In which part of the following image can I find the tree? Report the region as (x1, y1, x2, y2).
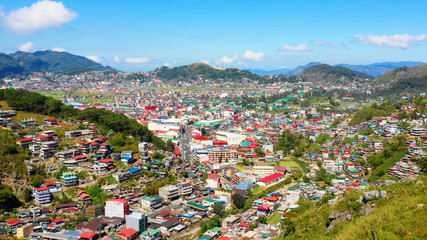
(281, 217, 296, 237)
(259, 214, 267, 224)
(202, 173, 208, 182)
(23, 188, 33, 203)
(213, 204, 224, 215)
(232, 194, 245, 209)
(0, 185, 22, 210)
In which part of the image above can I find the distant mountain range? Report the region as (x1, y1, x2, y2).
(247, 61, 423, 77)
(0, 50, 113, 78)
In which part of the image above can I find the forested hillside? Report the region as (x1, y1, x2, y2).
(0, 50, 113, 77)
(0, 89, 167, 150)
(153, 62, 259, 81)
(298, 64, 373, 83)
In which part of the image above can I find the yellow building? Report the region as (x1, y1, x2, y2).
(16, 223, 33, 239)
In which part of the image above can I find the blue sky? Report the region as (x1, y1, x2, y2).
(0, 0, 426, 71)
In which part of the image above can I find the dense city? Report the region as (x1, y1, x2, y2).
(0, 69, 426, 240)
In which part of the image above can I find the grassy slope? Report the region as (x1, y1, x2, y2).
(280, 176, 427, 240)
(373, 63, 427, 85)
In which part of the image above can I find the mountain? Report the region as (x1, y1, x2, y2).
(246, 68, 290, 76)
(0, 50, 113, 77)
(337, 61, 423, 77)
(372, 63, 427, 96)
(298, 64, 373, 83)
(153, 62, 259, 81)
(288, 62, 322, 76)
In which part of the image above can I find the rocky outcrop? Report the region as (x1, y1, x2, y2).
(327, 211, 352, 232)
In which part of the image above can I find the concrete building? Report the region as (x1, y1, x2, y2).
(33, 187, 52, 204)
(215, 131, 246, 145)
(61, 172, 79, 187)
(256, 173, 285, 187)
(159, 185, 180, 200)
(126, 211, 148, 232)
(16, 223, 33, 238)
(105, 199, 129, 218)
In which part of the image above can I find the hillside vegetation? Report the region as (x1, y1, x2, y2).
(0, 50, 113, 77)
(0, 89, 168, 150)
(154, 62, 259, 81)
(372, 63, 427, 97)
(298, 64, 373, 83)
(274, 176, 427, 240)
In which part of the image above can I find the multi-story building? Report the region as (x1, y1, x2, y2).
(61, 172, 79, 187)
(159, 185, 180, 200)
(33, 187, 52, 204)
(215, 131, 246, 145)
(65, 130, 82, 138)
(177, 182, 193, 196)
(126, 211, 148, 233)
(16, 223, 33, 239)
(208, 150, 238, 162)
(91, 163, 109, 175)
(105, 199, 129, 218)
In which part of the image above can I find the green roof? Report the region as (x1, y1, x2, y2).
(186, 202, 208, 211)
(142, 229, 160, 236)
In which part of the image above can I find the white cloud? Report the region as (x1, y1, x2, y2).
(280, 43, 310, 51)
(218, 54, 238, 64)
(52, 47, 66, 52)
(18, 42, 35, 52)
(218, 56, 237, 64)
(86, 56, 101, 63)
(113, 56, 120, 63)
(242, 50, 265, 61)
(313, 40, 335, 47)
(163, 62, 170, 67)
(279, 66, 288, 69)
(200, 59, 210, 64)
(125, 57, 150, 64)
(1, 0, 78, 34)
(353, 34, 427, 49)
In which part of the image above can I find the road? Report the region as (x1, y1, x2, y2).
(179, 123, 193, 162)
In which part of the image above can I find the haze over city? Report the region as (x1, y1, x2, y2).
(0, 0, 426, 71)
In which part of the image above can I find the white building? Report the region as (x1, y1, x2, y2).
(215, 131, 246, 145)
(105, 199, 129, 218)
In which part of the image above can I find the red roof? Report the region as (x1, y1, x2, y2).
(173, 148, 181, 155)
(52, 218, 63, 223)
(257, 173, 284, 184)
(35, 187, 49, 191)
(79, 232, 98, 239)
(258, 204, 271, 211)
(116, 228, 138, 237)
(107, 198, 128, 204)
(45, 181, 56, 186)
(238, 223, 249, 227)
(6, 218, 22, 226)
(37, 135, 53, 138)
(100, 159, 114, 163)
(18, 138, 33, 142)
(207, 174, 220, 180)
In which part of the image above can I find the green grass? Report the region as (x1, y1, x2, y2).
(267, 212, 282, 225)
(279, 161, 299, 167)
(252, 185, 265, 193)
(234, 166, 246, 171)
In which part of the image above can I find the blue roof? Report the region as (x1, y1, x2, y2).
(122, 156, 133, 160)
(236, 182, 252, 186)
(127, 168, 141, 173)
(179, 213, 195, 218)
(253, 200, 264, 204)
